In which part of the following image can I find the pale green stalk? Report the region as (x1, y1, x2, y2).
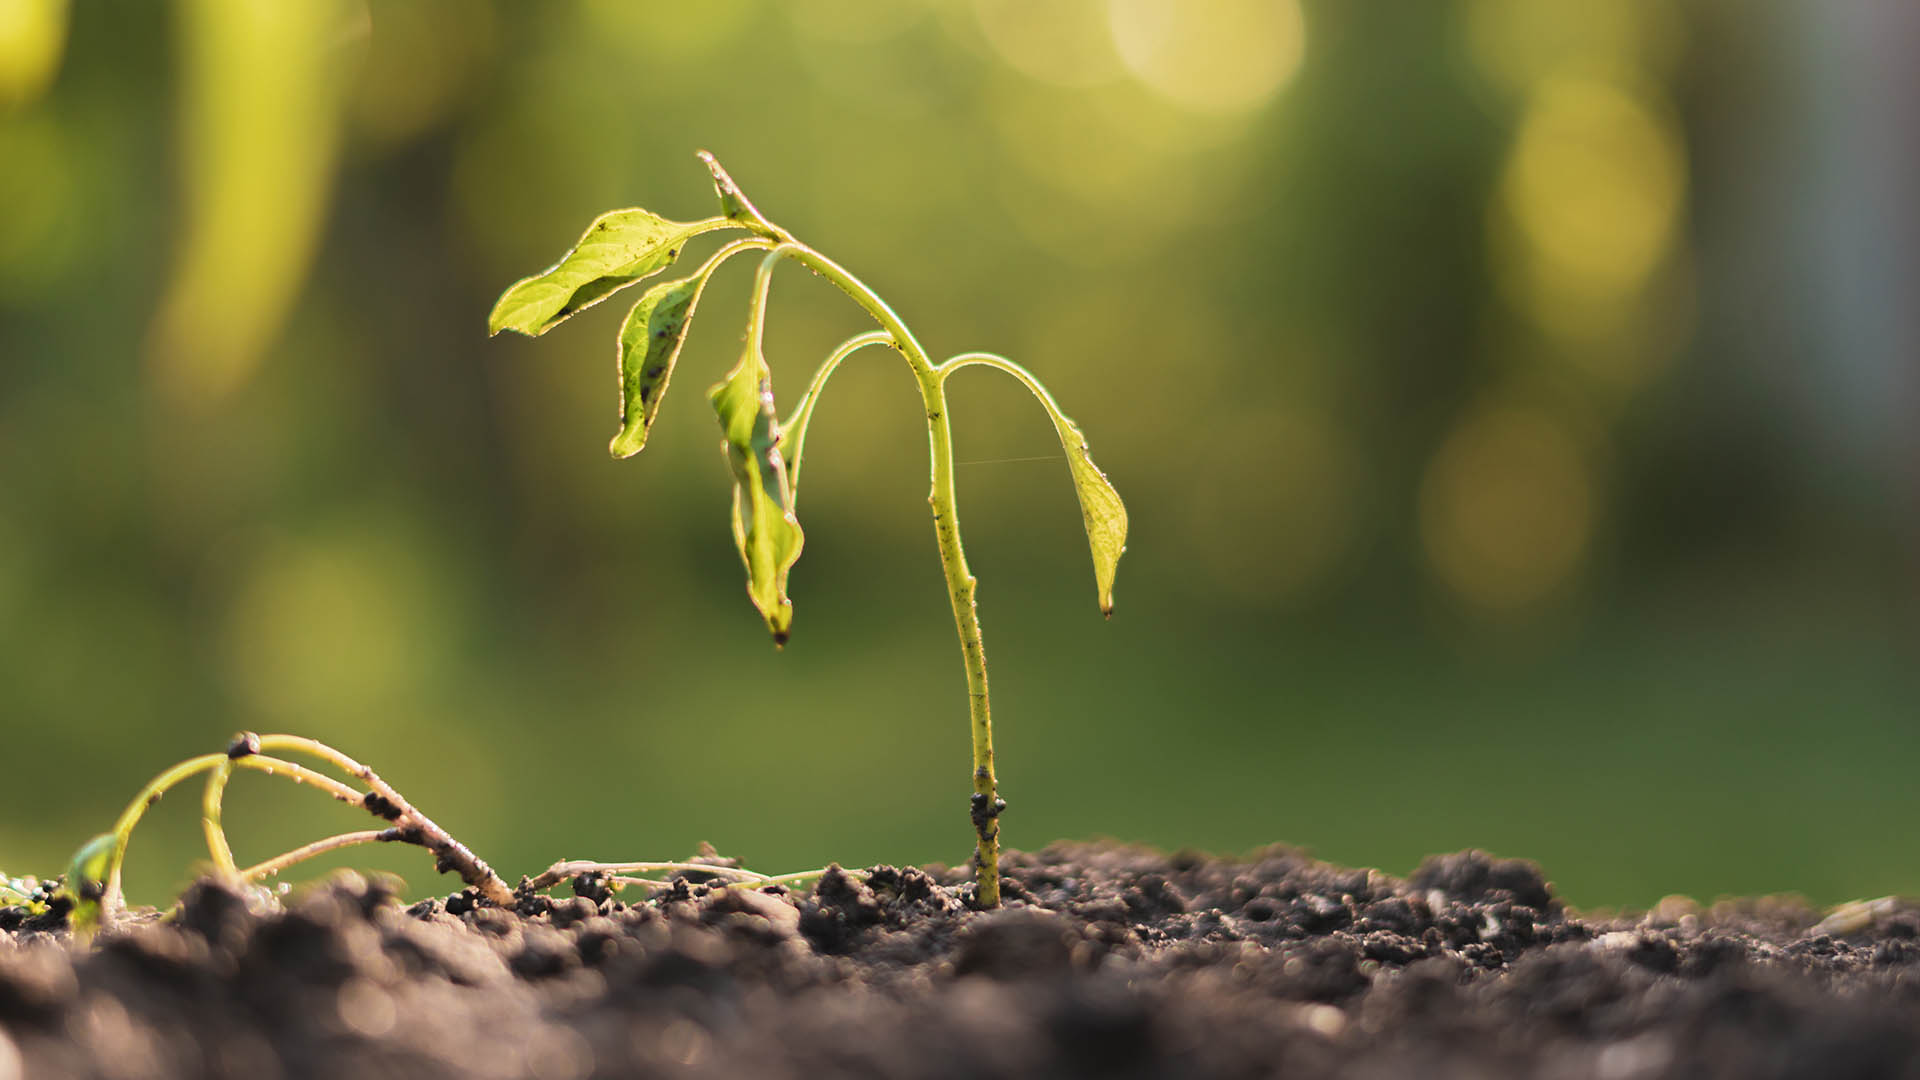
(759, 240, 1005, 907)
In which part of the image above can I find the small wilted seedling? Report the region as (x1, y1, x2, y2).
(48, 731, 835, 937)
(489, 153, 1128, 906)
(55, 732, 518, 936)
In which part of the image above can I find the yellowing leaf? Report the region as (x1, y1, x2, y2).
(944, 354, 1128, 615)
(711, 356, 803, 644)
(489, 210, 733, 337)
(708, 251, 803, 644)
(608, 238, 772, 459)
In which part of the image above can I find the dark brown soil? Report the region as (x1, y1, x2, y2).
(4, 844, 1918, 1079)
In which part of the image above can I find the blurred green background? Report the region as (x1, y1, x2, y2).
(2, 0, 1915, 911)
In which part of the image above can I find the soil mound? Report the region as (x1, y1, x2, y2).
(4, 843, 1918, 1079)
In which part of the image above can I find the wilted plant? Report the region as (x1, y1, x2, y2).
(57, 731, 517, 935)
(50, 731, 833, 936)
(488, 152, 1127, 906)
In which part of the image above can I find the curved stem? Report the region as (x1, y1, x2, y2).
(773, 245, 936, 382)
(937, 352, 1052, 394)
(231, 753, 366, 804)
(780, 329, 895, 493)
(201, 761, 238, 879)
(239, 830, 387, 883)
(101, 752, 230, 918)
(253, 734, 514, 906)
(771, 242, 1002, 906)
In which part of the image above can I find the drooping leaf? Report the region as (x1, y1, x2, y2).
(489, 210, 734, 338)
(610, 275, 705, 459)
(608, 239, 771, 459)
(1056, 414, 1128, 616)
(710, 303, 804, 645)
(946, 355, 1128, 615)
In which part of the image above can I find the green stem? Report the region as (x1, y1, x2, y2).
(770, 243, 1003, 907)
(780, 329, 894, 493)
(102, 752, 230, 918)
(201, 760, 238, 879)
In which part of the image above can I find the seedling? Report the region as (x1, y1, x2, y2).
(488, 152, 1127, 906)
(48, 731, 838, 936)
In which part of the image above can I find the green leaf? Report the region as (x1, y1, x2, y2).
(711, 358, 804, 644)
(709, 256, 803, 644)
(608, 238, 772, 459)
(610, 275, 705, 459)
(944, 354, 1128, 615)
(489, 210, 734, 338)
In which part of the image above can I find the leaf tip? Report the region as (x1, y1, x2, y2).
(608, 428, 646, 460)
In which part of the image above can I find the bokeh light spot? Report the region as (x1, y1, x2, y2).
(1108, 0, 1305, 113)
(972, 0, 1124, 87)
(1465, 0, 1685, 92)
(1497, 77, 1685, 305)
(1421, 402, 1595, 615)
(0, 0, 68, 106)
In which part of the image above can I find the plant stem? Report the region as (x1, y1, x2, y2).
(526, 860, 770, 892)
(255, 734, 515, 906)
(770, 243, 1004, 907)
(201, 760, 238, 879)
(102, 752, 229, 919)
(239, 830, 388, 883)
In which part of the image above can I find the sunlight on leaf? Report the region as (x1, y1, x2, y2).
(943, 353, 1128, 615)
(609, 239, 771, 459)
(709, 255, 803, 644)
(489, 210, 734, 337)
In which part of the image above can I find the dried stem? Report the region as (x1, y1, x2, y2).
(238, 831, 389, 882)
(252, 734, 514, 906)
(525, 860, 770, 893)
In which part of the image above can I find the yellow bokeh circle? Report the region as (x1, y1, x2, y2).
(1108, 0, 1306, 113)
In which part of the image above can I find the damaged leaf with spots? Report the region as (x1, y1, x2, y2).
(609, 239, 771, 459)
(710, 346, 804, 645)
(488, 209, 736, 338)
(494, 153, 1130, 906)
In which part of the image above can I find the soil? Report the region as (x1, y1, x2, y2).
(3, 843, 1918, 1080)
